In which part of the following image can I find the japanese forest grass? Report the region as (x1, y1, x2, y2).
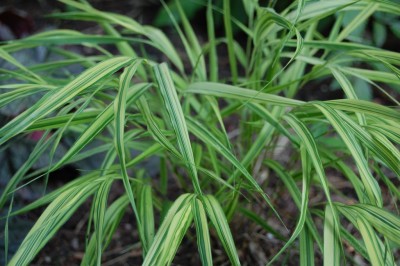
(0, 0, 400, 265)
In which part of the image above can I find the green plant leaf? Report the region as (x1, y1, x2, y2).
(113, 59, 147, 250)
(323, 205, 341, 266)
(143, 194, 195, 266)
(138, 183, 155, 254)
(192, 198, 213, 266)
(154, 63, 201, 194)
(203, 195, 241, 266)
(9, 175, 110, 265)
(0, 57, 135, 145)
(82, 195, 129, 266)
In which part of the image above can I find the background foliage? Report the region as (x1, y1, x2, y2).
(0, 0, 399, 265)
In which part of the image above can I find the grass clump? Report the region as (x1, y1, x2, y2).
(1, 0, 399, 265)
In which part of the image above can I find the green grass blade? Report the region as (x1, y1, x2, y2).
(8, 173, 103, 217)
(337, 203, 400, 245)
(326, 99, 400, 122)
(265, 159, 323, 251)
(174, 0, 206, 80)
(82, 195, 129, 265)
(58, 0, 184, 72)
(186, 116, 285, 236)
(25, 111, 99, 132)
(8, 175, 105, 265)
(223, 0, 238, 84)
(93, 178, 113, 265)
(113, 59, 147, 250)
(323, 205, 341, 266)
(159, 202, 193, 265)
(254, 7, 303, 84)
(342, 67, 400, 86)
(339, 226, 368, 259)
(50, 83, 149, 171)
(203, 195, 241, 266)
(0, 57, 135, 146)
(356, 217, 385, 266)
(367, 124, 400, 144)
(337, 114, 400, 176)
(187, 82, 304, 107)
(0, 131, 55, 209)
(0, 47, 45, 83)
(284, 113, 338, 213)
(0, 85, 52, 110)
(207, 0, 218, 82)
(336, 2, 378, 42)
(154, 63, 201, 194)
(248, 103, 297, 143)
(138, 183, 155, 255)
(143, 194, 195, 266)
(138, 96, 180, 158)
(313, 103, 382, 206)
(192, 198, 213, 266)
(336, 203, 396, 264)
(300, 226, 315, 266)
(101, 23, 147, 79)
(268, 145, 311, 264)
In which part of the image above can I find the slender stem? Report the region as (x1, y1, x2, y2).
(223, 0, 238, 84)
